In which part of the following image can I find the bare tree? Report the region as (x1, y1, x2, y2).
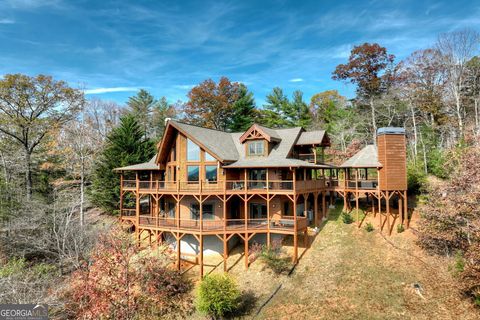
(0, 74, 84, 199)
(86, 98, 122, 141)
(436, 29, 480, 138)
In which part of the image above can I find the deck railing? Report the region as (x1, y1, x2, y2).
(325, 178, 379, 190)
(122, 179, 326, 193)
(131, 214, 308, 232)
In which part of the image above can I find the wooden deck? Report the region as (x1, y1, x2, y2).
(121, 214, 309, 235)
(122, 178, 328, 195)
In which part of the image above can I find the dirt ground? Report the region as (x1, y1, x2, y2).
(189, 203, 479, 319)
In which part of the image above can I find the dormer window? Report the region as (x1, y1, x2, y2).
(247, 140, 265, 156)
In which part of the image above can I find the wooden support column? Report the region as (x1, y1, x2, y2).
(267, 170, 271, 249)
(371, 194, 375, 217)
(356, 192, 360, 227)
(386, 191, 390, 233)
(223, 234, 228, 272)
(176, 233, 181, 271)
(199, 195, 203, 232)
(175, 196, 180, 228)
(244, 233, 249, 269)
(267, 196, 271, 249)
(244, 169, 248, 231)
(293, 194, 298, 264)
(378, 194, 382, 230)
(398, 194, 403, 226)
(135, 172, 140, 245)
(314, 193, 319, 226)
(199, 234, 204, 278)
(322, 191, 327, 220)
(404, 190, 409, 228)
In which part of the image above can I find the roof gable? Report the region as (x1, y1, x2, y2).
(156, 121, 239, 164)
(239, 124, 282, 143)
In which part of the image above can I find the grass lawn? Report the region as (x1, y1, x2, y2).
(254, 204, 479, 319)
(191, 202, 478, 319)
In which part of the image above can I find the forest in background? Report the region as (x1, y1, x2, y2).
(0, 28, 479, 313)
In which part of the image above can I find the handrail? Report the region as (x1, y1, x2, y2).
(136, 215, 307, 231)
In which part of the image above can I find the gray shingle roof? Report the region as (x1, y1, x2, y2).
(116, 121, 329, 171)
(171, 121, 239, 161)
(340, 145, 382, 168)
(114, 155, 159, 171)
(296, 130, 327, 145)
(255, 124, 282, 141)
(225, 127, 323, 168)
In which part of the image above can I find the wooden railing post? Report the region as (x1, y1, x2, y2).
(135, 172, 140, 245)
(200, 195, 203, 232)
(244, 169, 248, 231)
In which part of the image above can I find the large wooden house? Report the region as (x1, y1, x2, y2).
(116, 121, 408, 277)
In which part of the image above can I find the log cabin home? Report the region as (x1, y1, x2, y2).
(115, 121, 408, 277)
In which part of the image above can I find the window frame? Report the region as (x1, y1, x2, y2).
(205, 152, 216, 161)
(187, 138, 200, 161)
(190, 203, 215, 220)
(247, 140, 265, 156)
(205, 165, 218, 183)
(187, 165, 200, 183)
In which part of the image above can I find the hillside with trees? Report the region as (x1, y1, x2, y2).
(0, 29, 479, 317)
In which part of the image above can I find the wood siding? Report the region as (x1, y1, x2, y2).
(378, 134, 407, 191)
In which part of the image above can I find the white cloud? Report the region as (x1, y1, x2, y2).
(0, 18, 15, 24)
(6, 0, 61, 9)
(173, 84, 195, 90)
(84, 87, 139, 94)
(289, 78, 304, 83)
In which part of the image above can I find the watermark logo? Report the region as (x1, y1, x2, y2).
(0, 304, 48, 320)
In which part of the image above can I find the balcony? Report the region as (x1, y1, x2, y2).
(325, 179, 378, 190)
(122, 179, 326, 194)
(131, 214, 309, 233)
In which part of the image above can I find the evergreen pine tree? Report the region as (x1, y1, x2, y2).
(151, 97, 177, 141)
(290, 90, 312, 128)
(261, 88, 312, 128)
(127, 89, 158, 139)
(227, 84, 256, 131)
(262, 87, 292, 128)
(90, 115, 155, 213)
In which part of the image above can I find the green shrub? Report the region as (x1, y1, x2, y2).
(341, 211, 353, 224)
(365, 222, 374, 232)
(407, 162, 427, 194)
(475, 294, 480, 307)
(262, 254, 291, 274)
(196, 273, 241, 318)
(427, 148, 449, 179)
(397, 224, 405, 233)
(0, 257, 26, 277)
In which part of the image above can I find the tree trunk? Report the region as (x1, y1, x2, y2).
(410, 103, 418, 160)
(370, 96, 377, 145)
(475, 98, 479, 138)
(25, 149, 32, 200)
(80, 155, 85, 227)
(420, 131, 428, 174)
(454, 91, 464, 138)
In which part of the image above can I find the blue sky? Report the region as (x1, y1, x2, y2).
(0, 0, 479, 106)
